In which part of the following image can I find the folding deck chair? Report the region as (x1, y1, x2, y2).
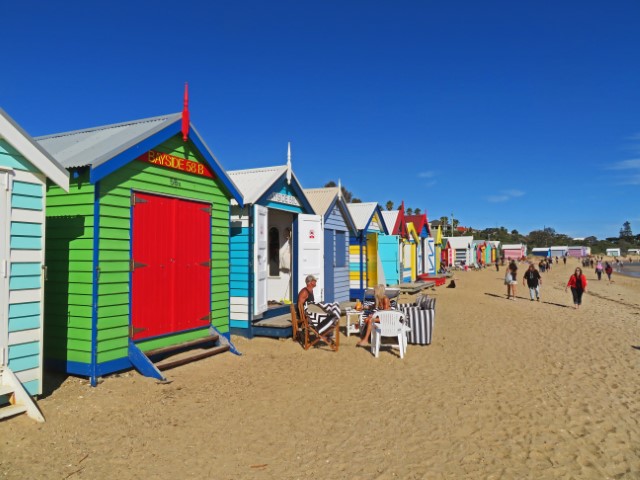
(290, 304, 340, 351)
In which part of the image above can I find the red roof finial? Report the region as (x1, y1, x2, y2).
(182, 82, 190, 142)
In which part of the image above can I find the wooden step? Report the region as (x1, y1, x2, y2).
(0, 384, 15, 397)
(144, 334, 220, 358)
(0, 404, 27, 421)
(155, 344, 230, 371)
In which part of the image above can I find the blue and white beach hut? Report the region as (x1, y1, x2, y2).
(347, 202, 389, 299)
(550, 246, 568, 259)
(0, 109, 69, 421)
(227, 145, 320, 338)
(304, 185, 357, 303)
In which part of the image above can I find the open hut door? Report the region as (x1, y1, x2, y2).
(427, 238, 436, 274)
(297, 214, 324, 302)
(253, 204, 268, 316)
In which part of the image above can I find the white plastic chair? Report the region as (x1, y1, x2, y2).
(371, 311, 410, 359)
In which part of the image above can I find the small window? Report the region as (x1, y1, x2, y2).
(335, 231, 346, 267)
(268, 227, 279, 276)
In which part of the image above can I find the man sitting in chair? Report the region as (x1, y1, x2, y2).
(297, 275, 340, 335)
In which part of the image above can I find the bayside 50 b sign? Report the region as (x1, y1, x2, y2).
(137, 150, 214, 178)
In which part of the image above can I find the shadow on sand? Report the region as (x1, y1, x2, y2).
(484, 292, 572, 309)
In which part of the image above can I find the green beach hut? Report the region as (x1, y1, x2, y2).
(37, 112, 243, 386)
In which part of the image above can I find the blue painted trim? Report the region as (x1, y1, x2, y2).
(361, 204, 389, 236)
(128, 339, 166, 381)
(128, 187, 134, 351)
(210, 325, 241, 356)
(292, 216, 299, 299)
(336, 197, 358, 234)
(247, 207, 254, 338)
(227, 203, 232, 338)
(87, 121, 243, 207)
(89, 124, 180, 183)
(359, 233, 364, 292)
(188, 129, 244, 206)
(251, 325, 292, 338)
(45, 357, 132, 377)
(255, 173, 314, 214)
(90, 181, 101, 387)
(230, 327, 250, 338)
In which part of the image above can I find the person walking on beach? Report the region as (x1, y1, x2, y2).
(505, 260, 518, 300)
(595, 260, 603, 281)
(605, 262, 613, 283)
(523, 264, 542, 301)
(565, 267, 587, 309)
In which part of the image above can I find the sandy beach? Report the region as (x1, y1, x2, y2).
(1, 259, 639, 479)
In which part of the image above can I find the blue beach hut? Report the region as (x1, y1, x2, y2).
(227, 145, 320, 338)
(304, 186, 357, 303)
(379, 207, 407, 286)
(0, 108, 69, 421)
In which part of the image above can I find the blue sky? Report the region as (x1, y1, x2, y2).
(2, 1, 639, 240)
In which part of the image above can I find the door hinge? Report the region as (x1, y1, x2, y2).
(131, 194, 148, 206)
(129, 325, 147, 338)
(200, 206, 212, 214)
(1, 259, 7, 279)
(42, 264, 48, 281)
(199, 313, 212, 323)
(130, 260, 147, 272)
(199, 260, 213, 268)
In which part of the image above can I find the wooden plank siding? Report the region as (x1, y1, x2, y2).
(44, 135, 232, 370)
(44, 171, 95, 365)
(229, 207, 250, 329)
(324, 204, 350, 303)
(1, 140, 47, 396)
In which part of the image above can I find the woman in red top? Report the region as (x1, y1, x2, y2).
(565, 267, 588, 309)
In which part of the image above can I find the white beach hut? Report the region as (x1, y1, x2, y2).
(0, 109, 69, 421)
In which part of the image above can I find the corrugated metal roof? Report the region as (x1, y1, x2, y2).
(381, 210, 399, 233)
(36, 113, 181, 168)
(227, 165, 288, 205)
(443, 236, 474, 249)
(347, 202, 378, 231)
(304, 187, 339, 216)
(502, 244, 525, 249)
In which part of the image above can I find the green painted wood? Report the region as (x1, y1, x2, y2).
(136, 328, 210, 352)
(44, 136, 233, 371)
(44, 176, 94, 365)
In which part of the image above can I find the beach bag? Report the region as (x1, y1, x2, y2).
(504, 272, 513, 285)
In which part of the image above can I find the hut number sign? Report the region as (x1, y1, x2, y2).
(266, 192, 300, 207)
(137, 150, 214, 178)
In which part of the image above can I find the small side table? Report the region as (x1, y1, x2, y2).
(345, 309, 362, 337)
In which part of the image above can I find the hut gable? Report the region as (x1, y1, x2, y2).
(228, 165, 313, 214)
(36, 113, 242, 204)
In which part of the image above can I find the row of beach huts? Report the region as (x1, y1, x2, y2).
(0, 106, 558, 421)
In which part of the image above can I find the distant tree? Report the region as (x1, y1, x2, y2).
(439, 216, 449, 226)
(324, 180, 358, 203)
(385, 200, 394, 211)
(620, 221, 633, 240)
(584, 236, 598, 245)
(414, 208, 421, 215)
(406, 207, 414, 215)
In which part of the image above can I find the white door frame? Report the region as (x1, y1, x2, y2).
(0, 168, 13, 366)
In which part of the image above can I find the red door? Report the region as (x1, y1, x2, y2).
(131, 192, 211, 341)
